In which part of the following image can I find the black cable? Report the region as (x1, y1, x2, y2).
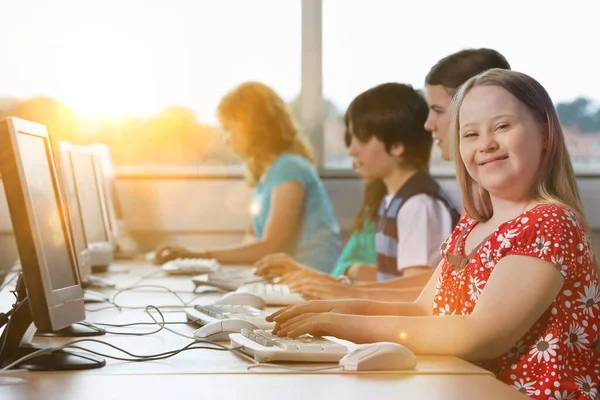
(85, 304, 186, 313)
(84, 284, 203, 313)
(64, 341, 240, 362)
(111, 284, 197, 306)
(80, 305, 169, 337)
(3, 337, 244, 370)
(90, 321, 189, 328)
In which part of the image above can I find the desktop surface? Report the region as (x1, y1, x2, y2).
(0, 373, 527, 400)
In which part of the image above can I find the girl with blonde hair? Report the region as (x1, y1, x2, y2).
(268, 70, 600, 399)
(155, 82, 341, 272)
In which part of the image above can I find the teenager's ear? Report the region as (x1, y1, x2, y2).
(390, 142, 405, 158)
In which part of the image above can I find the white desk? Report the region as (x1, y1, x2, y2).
(0, 260, 528, 399)
(0, 374, 527, 400)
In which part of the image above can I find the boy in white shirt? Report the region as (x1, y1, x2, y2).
(343, 83, 459, 281)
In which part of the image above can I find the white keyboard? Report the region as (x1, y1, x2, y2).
(161, 258, 220, 275)
(185, 304, 274, 329)
(230, 329, 348, 362)
(236, 283, 305, 306)
(193, 268, 263, 291)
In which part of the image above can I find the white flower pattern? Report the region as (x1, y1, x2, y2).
(511, 378, 536, 396)
(507, 339, 526, 358)
(563, 322, 590, 351)
(564, 209, 579, 227)
(574, 375, 598, 398)
(480, 246, 495, 269)
(529, 333, 560, 363)
(467, 276, 485, 302)
(576, 282, 600, 318)
(533, 235, 552, 255)
(497, 228, 519, 248)
(551, 255, 567, 277)
(438, 304, 452, 316)
(549, 390, 577, 400)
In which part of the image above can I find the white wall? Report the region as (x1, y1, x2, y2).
(1, 176, 599, 267)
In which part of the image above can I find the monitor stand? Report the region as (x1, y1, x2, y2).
(35, 320, 106, 337)
(0, 274, 106, 371)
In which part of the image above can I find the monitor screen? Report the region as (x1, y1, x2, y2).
(71, 152, 109, 244)
(17, 132, 77, 290)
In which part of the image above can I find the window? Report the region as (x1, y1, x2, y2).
(0, 0, 301, 168)
(322, 0, 600, 175)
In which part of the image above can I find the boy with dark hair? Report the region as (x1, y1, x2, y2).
(345, 83, 459, 280)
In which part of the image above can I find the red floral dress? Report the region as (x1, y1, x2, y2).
(435, 204, 600, 400)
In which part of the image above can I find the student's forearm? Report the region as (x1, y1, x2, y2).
(359, 268, 434, 289)
(327, 299, 426, 316)
(190, 240, 280, 265)
(361, 300, 428, 316)
(357, 287, 422, 302)
(349, 314, 489, 361)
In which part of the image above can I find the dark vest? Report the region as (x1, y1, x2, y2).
(376, 170, 460, 278)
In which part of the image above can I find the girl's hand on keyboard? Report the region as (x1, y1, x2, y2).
(272, 312, 364, 341)
(254, 253, 310, 279)
(278, 270, 337, 285)
(267, 299, 369, 324)
(287, 278, 359, 299)
(153, 245, 189, 264)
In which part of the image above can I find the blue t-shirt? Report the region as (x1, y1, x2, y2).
(251, 153, 341, 273)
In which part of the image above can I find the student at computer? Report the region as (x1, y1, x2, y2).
(257, 48, 511, 301)
(154, 82, 341, 273)
(269, 69, 600, 400)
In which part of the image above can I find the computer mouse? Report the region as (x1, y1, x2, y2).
(214, 292, 266, 309)
(339, 342, 417, 371)
(193, 319, 259, 341)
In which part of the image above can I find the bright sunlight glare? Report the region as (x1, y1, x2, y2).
(55, 28, 165, 118)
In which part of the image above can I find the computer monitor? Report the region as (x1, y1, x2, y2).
(90, 143, 139, 258)
(0, 117, 105, 370)
(69, 145, 114, 271)
(56, 142, 92, 281)
(58, 143, 116, 289)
